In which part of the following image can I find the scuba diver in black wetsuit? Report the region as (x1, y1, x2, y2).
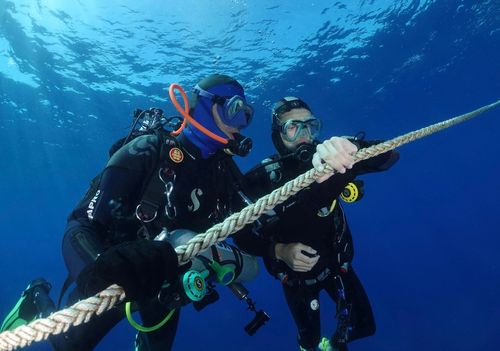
(234, 97, 400, 351)
(1, 74, 263, 350)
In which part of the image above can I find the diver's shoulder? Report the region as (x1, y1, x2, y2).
(125, 133, 163, 152)
(108, 133, 164, 167)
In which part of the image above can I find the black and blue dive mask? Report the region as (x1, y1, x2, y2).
(193, 84, 254, 129)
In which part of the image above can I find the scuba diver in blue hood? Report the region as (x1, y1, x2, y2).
(234, 96, 400, 351)
(1, 74, 261, 350)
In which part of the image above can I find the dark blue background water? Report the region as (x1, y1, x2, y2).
(1, 1, 499, 350)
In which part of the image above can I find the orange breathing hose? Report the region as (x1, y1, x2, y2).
(168, 83, 228, 144)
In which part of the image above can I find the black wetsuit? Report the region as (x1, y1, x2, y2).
(57, 133, 245, 351)
(234, 139, 399, 350)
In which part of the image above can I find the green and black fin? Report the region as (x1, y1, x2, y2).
(1, 278, 55, 332)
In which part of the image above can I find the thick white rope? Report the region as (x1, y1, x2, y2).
(0, 99, 498, 351)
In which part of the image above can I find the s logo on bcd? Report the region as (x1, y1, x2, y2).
(188, 188, 203, 212)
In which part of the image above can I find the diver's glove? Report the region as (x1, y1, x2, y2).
(76, 239, 179, 302)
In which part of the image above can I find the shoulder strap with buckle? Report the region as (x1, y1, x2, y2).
(135, 132, 181, 224)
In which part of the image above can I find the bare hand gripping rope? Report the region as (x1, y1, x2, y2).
(0, 99, 498, 351)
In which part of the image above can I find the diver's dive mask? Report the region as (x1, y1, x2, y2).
(278, 118, 322, 143)
(193, 84, 254, 129)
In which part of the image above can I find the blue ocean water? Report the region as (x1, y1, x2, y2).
(1, 0, 499, 350)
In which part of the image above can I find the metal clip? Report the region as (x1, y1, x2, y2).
(135, 203, 158, 223)
(165, 181, 177, 219)
(158, 167, 177, 220)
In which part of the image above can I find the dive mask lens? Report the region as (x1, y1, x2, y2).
(281, 120, 300, 141)
(281, 118, 321, 142)
(224, 96, 254, 129)
(306, 118, 321, 138)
